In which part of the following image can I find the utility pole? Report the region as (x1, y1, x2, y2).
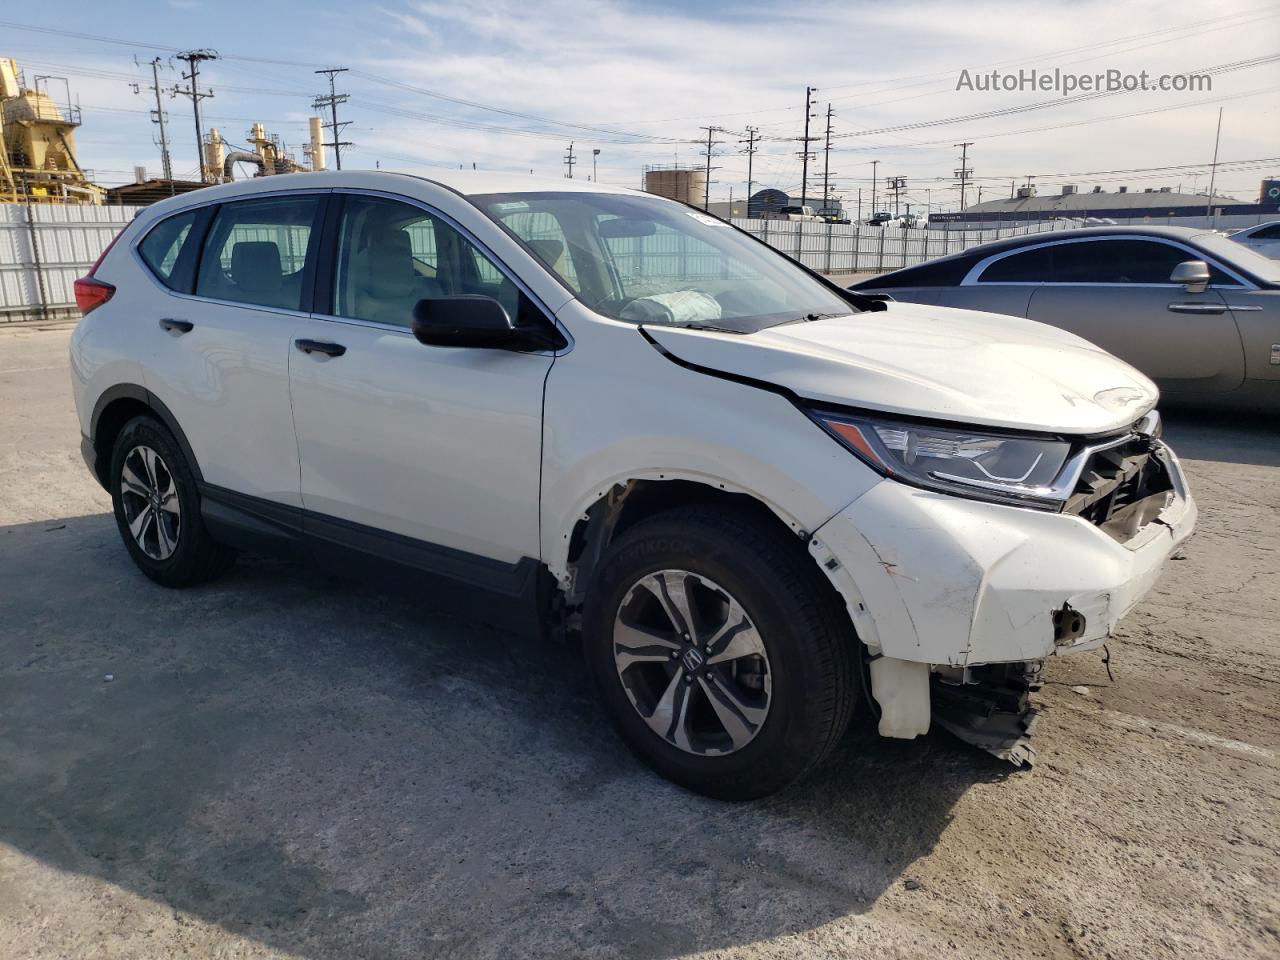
(857, 187, 862, 222)
(738, 126, 759, 212)
(142, 58, 173, 183)
(954, 141, 973, 210)
(592, 148, 600, 182)
(563, 142, 576, 178)
(1205, 107, 1223, 218)
(313, 68, 352, 171)
(821, 103, 836, 217)
(888, 176, 906, 218)
(797, 86, 818, 207)
(173, 49, 218, 182)
(870, 159, 879, 218)
(700, 126, 723, 211)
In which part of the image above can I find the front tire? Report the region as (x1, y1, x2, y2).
(109, 415, 234, 587)
(583, 505, 858, 800)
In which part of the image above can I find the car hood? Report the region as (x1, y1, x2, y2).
(643, 301, 1158, 434)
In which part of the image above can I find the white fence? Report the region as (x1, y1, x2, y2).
(728, 216, 1080, 276)
(0, 204, 141, 322)
(0, 203, 1186, 323)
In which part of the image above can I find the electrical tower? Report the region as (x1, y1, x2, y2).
(313, 68, 352, 171)
(563, 142, 576, 178)
(954, 141, 974, 210)
(738, 126, 759, 212)
(700, 126, 723, 211)
(172, 49, 218, 182)
(797, 86, 818, 207)
(821, 104, 837, 217)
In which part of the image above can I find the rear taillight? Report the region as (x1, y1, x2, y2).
(75, 228, 125, 316)
(74, 276, 116, 314)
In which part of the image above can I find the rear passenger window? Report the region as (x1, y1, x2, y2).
(139, 210, 198, 289)
(196, 196, 320, 311)
(978, 245, 1053, 283)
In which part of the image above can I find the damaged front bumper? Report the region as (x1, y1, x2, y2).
(811, 440, 1196, 758)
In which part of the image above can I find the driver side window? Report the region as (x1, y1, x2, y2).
(332, 196, 520, 327)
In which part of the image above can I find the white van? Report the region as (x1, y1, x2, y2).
(70, 171, 1195, 799)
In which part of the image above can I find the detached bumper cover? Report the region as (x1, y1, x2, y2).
(814, 442, 1196, 667)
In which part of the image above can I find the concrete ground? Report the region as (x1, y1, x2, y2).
(1, 323, 1277, 960)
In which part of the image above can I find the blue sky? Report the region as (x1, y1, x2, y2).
(4, 0, 1278, 210)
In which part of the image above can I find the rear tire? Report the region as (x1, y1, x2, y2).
(109, 415, 235, 587)
(583, 505, 858, 800)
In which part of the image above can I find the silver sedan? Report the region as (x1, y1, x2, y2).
(852, 226, 1280, 407)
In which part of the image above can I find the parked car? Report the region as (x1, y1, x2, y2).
(864, 212, 893, 227)
(773, 205, 822, 222)
(1229, 220, 1280, 258)
(71, 172, 1195, 799)
(853, 226, 1280, 408)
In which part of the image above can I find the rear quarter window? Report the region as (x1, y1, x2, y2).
(138, 210, 200, 289)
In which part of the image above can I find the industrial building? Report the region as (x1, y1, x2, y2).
(931, 182, 1274, 229)
(1, 58, 102, 204)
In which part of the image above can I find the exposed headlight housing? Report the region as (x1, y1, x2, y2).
(812, 410, 1074, 509)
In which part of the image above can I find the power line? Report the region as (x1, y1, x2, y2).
(563, 141, 576, 178)
(312, 67, 352, 170)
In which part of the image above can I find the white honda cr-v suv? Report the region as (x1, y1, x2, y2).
(71, 171, 1196, 799)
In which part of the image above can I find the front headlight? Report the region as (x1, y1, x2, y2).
(812, 410, 1073, 509)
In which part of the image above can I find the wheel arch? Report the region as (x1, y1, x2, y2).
(90, 385, 203, 489)
(553, 474, 890, 664)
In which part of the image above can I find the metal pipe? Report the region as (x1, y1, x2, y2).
(223, 151, 265, 181)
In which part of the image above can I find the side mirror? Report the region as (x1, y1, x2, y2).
(1170, 260, 1211, 294)
(411, 295, 520, 349)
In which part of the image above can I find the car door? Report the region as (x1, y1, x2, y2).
(1019, 237, 1245, 393)
(143, 192, 323, 505)
(287, 191, 555, 569)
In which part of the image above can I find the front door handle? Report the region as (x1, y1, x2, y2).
(1167, 302, 1226, 315)
(295, 338, 347, 358)
(159, 318, 193, 334)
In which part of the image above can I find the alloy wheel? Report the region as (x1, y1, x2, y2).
(119, 445, 181, 560)
(612, 569, 772, 756)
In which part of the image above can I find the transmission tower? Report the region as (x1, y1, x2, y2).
(313, 68, 352, 170)
(172, 49, 218, 182)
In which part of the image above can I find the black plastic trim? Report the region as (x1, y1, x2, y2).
(197, 482, 550, 636)
(88, 384, 205, 487)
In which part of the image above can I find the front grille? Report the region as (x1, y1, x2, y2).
(1064, 434, 1173, 542)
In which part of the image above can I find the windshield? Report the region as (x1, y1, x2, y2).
(472, 191, 858, 333)
(1192, 231, 1280, 285)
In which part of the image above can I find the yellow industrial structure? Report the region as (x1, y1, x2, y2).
(1, 58, 103, 204)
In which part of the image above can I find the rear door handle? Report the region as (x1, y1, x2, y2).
(159, 318, 193, 334)
(1167, 302, 1226, 315)
(294, 338, 347, 358)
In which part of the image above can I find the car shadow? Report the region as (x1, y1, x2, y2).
(1160, 405, 1280, 468)
(0, 512, 1008, 959)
